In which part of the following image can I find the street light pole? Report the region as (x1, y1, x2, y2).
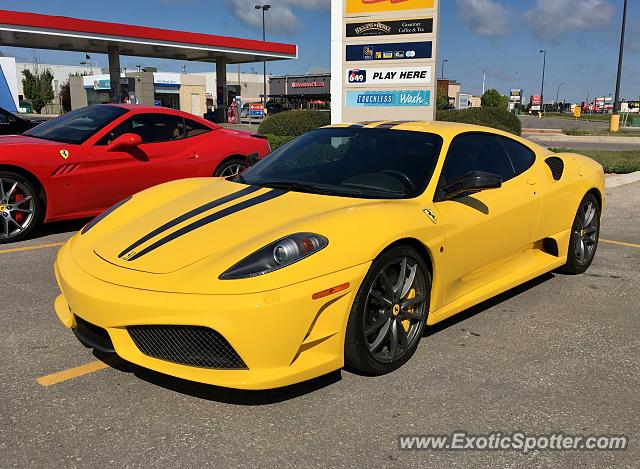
(482, 70, 486, 95)
(539, 49, 547, 116)
(556, 82, 568, 112)
(611, 0, 628, 132)
(255, 4, 271, 110)
(441, 59, 448, 80)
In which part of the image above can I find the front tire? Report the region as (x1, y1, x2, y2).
(345, 245, 431, 375)
(0, 171, 43, 243)
(214, 158, 247, 178)
(559, 193, 600, 274)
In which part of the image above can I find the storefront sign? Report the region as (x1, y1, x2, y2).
(346, 0, 434, 14)
(346, 66, 431, 85)
(291, 81, 326, 88)
(346, 90, 431, 108)
(346, 18, 433, 37)
(153, 72, 181, 86)
(346, 42, 432, 61)
(93, 79, 110, 90)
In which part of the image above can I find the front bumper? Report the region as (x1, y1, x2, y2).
(54, 242, 370, 390)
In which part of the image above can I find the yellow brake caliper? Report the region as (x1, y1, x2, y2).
(402, 288, 416, 332)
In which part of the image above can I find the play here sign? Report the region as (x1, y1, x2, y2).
(347, 66, 432, 86)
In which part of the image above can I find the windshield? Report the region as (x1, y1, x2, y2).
(24, 105, 128, 144)
(238, 127, 443, 199)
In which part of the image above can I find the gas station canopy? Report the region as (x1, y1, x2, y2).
(0, 9, 297, 64)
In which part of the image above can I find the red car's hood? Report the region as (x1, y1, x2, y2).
(0, 135, 58, 146)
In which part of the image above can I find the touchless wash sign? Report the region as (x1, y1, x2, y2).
(332, 0, 440, 123)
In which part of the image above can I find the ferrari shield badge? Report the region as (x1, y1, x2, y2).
(423, 209, 437, 224)
(59, 149, 70, 160)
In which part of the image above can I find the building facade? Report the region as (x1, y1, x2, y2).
(269, 73, 331, 109)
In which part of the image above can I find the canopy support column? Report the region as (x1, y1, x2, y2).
(108, 45, 121, 103)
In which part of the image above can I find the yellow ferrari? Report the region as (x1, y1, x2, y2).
(54, 121, 604, 390)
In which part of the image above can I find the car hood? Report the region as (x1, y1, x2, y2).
(72, 177, 422, 294)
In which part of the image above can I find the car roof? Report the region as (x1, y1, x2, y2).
(101, 104, 218, 128)
(326, 120, 544, 152)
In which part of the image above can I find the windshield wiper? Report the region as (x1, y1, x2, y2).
(258, 180, 338, 195)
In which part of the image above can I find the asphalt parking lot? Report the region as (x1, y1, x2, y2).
(1, 180, 638, 468)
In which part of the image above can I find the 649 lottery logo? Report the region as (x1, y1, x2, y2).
(348, 69, 367, 83)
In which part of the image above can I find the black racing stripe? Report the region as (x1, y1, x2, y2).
(126, 189, 287, 261)
(376, 121, 411, 129)
(118, 185, 261, 259)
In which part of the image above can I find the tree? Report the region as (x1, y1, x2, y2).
(436, 93, 451, 110)
(481, 89, 509, 109)
(22, 67, 54, 114)
(60, 79, 71, 113)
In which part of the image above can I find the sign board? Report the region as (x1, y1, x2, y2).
(573, 106, 581, 118)
(346, 0, 435, 14)
(458, 93, 470, 110)
(332, 0, 440, 123)
(346, 66, 432, 86)
(346, 18, 433, 37)
(249, 103, 265, 117)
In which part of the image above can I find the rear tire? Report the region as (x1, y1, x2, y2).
(214, 158, 247, 178)
(0, 171, 43, 244)
(558, 193, 600, 274)
(345, 245, 430, 375)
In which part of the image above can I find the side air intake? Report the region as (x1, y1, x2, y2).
(545, 157, 564, 181)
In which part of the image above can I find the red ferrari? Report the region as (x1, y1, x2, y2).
(0, 104, 270, 243)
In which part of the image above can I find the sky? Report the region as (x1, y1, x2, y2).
(0, 0, 639, 103)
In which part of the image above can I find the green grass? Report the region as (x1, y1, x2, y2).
(545, 112, 614, 122)
(548, 148, 640, 173)
(562, 128, 640, 137)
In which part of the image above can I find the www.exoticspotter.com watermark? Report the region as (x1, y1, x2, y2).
(398, 432, 628, 453)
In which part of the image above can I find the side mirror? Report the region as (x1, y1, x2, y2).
(440, 170, 502, 200)
(107, 133, 142, 152)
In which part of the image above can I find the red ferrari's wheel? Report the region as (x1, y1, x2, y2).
(214, 158, 248, 178)
(0, 172, 43, 243)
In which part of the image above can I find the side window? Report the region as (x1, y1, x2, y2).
(97, 114, 184, 145)
(440, 133, 515, 187)
(498, 136, 536, 176)
(184, 119, 211, 138)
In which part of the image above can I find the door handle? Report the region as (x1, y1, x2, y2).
(526, 178, 537, 185)
(188, 153, 199, 160)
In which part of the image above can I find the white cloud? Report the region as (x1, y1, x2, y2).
(226, 0, 330, 35)
(524, 0, 614, 40)
(456, 0, 509, 37)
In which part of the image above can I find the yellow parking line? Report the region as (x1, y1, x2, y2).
(601, 239, 640, 249)
(37, 360, 109, 387)
(0, 242, 64, 255)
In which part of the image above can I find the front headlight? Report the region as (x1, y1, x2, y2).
(220, 233, 328, 280)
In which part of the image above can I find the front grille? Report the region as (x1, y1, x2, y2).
(128, 325, 247, 369)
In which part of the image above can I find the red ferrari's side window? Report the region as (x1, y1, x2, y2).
(184, 119, 211, 138)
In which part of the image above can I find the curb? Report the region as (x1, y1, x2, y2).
(605, 171, 640, 189)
